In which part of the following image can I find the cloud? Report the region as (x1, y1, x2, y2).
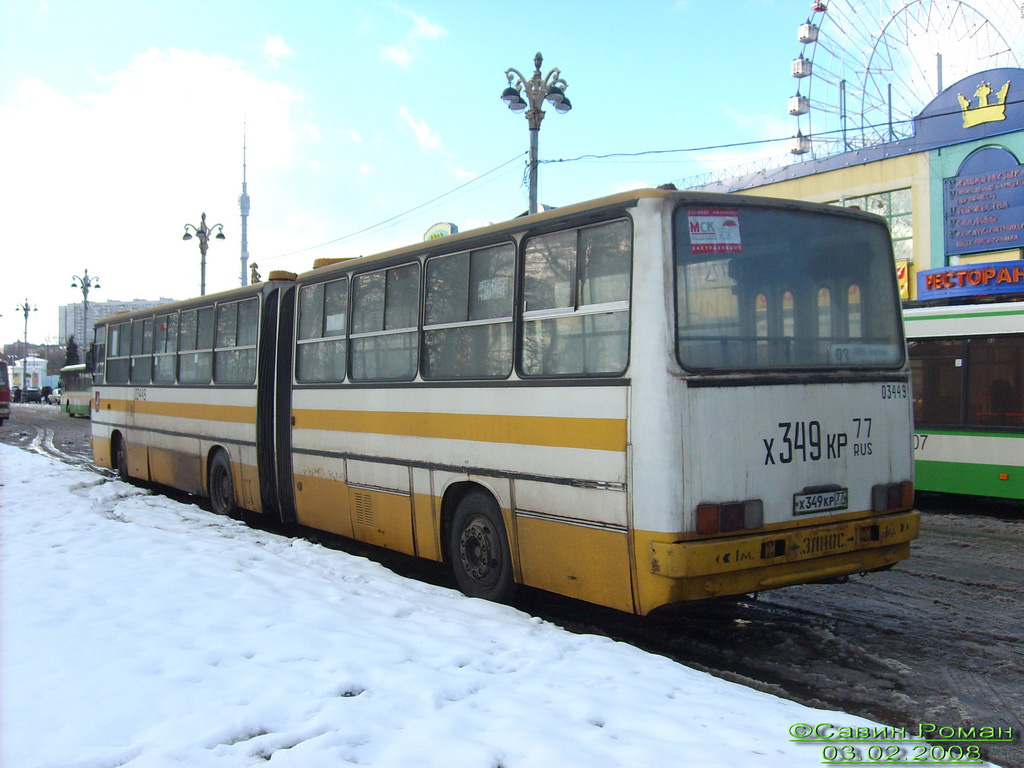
(0, 48, 316, 341)
(380, 4, 446, 68)
(406, 10, 446, 41)
(264, 35, 294, 67)
(381, 44, 412, 69)
(398, 106, 441, 151)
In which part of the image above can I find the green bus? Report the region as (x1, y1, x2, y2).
(59, 363, 93, 418)
(905, 301, 1024, 502)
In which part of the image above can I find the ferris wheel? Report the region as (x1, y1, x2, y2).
(788, 0, 1024, 158)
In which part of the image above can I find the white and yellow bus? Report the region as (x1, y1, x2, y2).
(90, 188, 918, 614)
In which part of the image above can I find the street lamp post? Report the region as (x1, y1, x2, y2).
(16, 299, 37, 396)
(182, 213, 226, 296)
(70, 269, 101, 349)
(501, 52, 573, 216)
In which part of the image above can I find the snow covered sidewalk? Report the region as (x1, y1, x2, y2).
(0, 445, 973, 767)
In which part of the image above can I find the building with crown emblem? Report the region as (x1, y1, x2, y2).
(692, 67, 1024, 304)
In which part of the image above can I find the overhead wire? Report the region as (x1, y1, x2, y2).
(266, 92, 1024, 262)
(267, 152, 526, 261)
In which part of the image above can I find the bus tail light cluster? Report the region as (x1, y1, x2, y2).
(697, 499, 764, 535)
(871, 480, 914, 512)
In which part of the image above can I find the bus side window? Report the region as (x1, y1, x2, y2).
(521, 219, 632, 376)
(130, 318, 153, 384)
(297, 279, 348, 383)
(909, 339, 963, 425)
(966, 336, 1024, 428)
(423, 244, 514, 380)
(215, 297, 259, 384)
(351, 264, 419, 381)
(106, 322, 130, 383)
(93, 326, 107, 381)
(179, 307, 214, 385)
(153, 313, 178, 384)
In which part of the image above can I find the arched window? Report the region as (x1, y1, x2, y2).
(817, 287, 831, 339)
(847, 285, 862, 338)
(755, 293, 768, 338)
(782, 291, 795, 337)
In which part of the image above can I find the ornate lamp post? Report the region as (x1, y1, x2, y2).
(182, 213, 226, 296)
(16, 299, 37, 395)
(501, 52, 573, 216)
(71, 269, 101, 347)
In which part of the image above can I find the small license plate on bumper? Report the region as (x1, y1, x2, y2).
(793, 488, 848, 515)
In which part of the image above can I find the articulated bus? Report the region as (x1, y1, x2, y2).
(90, 188, 918, 615)
(905, 301, 1024, 502)
(59, 363, 93, 417)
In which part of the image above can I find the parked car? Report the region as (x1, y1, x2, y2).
(20, 388, 43, 403)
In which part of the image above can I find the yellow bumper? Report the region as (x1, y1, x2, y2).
(641, 510, 919, 607)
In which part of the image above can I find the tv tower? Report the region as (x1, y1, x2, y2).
(239, 125, 251, 286)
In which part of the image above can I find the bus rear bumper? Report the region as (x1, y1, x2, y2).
(645, 510, 919, 604)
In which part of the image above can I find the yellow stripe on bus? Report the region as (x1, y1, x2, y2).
(294, 409, 627, 452)
(101, 399, 256, 423)
(98, 399, 625, 452)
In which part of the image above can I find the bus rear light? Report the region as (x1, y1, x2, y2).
(696, 499, 763, 535)
(871, 481, 913, 512)
(697, 504, 720, 534)
(900, 481, 914, 508)
(721, 503, 744, 532)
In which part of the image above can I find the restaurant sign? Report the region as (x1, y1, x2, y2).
(917, 260, 1024, 300)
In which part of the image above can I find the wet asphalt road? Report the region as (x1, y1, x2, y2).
(3, 403, 1022, 767)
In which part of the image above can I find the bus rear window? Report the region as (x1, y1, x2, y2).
(674, 205, 903, 371)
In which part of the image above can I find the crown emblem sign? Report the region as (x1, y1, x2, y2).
(957, 81, 1010, 129)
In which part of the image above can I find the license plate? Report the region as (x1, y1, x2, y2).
(793, 488, 848, 515)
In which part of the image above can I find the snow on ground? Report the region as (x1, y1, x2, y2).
(0, 444, 987, 768)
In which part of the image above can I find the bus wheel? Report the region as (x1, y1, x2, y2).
(113, 435, 129, 482)
(449, 490, 516, 603)
(208, 451, 237, 517)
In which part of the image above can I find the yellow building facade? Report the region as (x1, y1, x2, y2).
(697, 67, 1024, 303)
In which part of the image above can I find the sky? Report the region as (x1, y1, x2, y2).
(3, 441, 1002, 768)
(1, 0, 1021, 345)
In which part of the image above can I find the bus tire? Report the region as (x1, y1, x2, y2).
(208, 450, 237, 517)
(113, 434, 129, 482)
(449, 490, 516, 603)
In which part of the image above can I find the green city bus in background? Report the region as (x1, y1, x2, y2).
(905, 301, 1024, 502)
(59, 363, 93, 418)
